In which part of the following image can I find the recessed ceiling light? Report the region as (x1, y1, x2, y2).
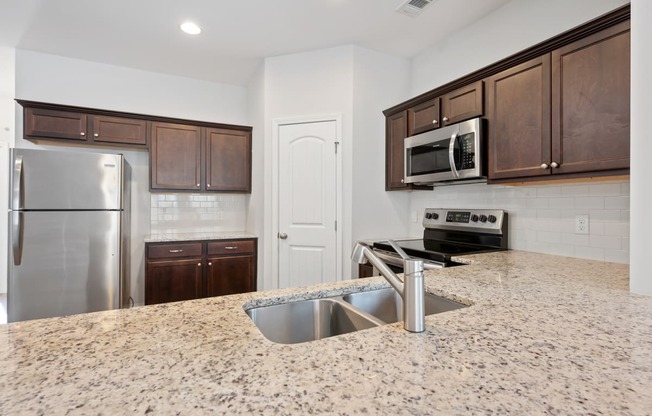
(180, 21, 202, 35)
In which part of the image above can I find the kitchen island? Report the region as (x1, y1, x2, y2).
(0, 250, 650, 415)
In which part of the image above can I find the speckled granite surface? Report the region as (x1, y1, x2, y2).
(144, 231, 257, 242)
(1, 251, 651, 415)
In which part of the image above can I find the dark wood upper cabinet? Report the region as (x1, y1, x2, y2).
(24, 108, 87, 141)
(441, 81, 484, 126)
(90, 115, 147, 146)
(150, 122, 202, 191)
(407, 98, 440, 136)
(487, 55, 552, 180)
(551, 20, 630, 175)
(205, 128, 252, 192)
(386, 111, 409, 191)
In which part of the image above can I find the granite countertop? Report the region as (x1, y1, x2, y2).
(145, 231, 257, 243)
(1, 251, 651, 415)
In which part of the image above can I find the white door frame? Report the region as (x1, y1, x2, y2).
(271, 114, 343, 289)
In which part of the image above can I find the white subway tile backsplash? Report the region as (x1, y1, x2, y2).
(574, 246, 605, 261)
(589, 183, 622, 196)
(604, 196, 629, 210)
(409, 179, 629, 264)
(575, 197, 605, 210)
(562, 184, 589, 197)
(150, 193, 246, 234)
(589, 235, 622, 250)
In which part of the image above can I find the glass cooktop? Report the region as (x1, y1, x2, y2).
(373, 238, 501, 262)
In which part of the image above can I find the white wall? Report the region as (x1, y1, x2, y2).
(408, 0, 633, 265)
(11, 50, 249, 305)
(0, 47, 15, 293)
(411, 0, 630, 96)
(246, 64, 266, 289)
(351, 46, 411, 269)
(262, 46, 355, 289)
(630, 0, 652, 295)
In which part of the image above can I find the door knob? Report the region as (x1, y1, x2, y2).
(278, 233, 288, 239)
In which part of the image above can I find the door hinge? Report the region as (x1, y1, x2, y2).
(335, 141, 340, 154)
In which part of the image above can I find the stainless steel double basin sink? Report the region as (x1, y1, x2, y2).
(245, 288, 466, 344)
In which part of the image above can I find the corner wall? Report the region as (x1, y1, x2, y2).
(630, 0, 652, 295)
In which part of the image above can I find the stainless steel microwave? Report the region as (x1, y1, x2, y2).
(404, 117, 484, 185)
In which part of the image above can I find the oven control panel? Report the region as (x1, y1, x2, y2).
(423, 208, 506, 233)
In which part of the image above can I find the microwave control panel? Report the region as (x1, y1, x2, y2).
(459, 133, 476, 170)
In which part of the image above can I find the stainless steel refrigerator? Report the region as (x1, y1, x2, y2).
(7, 148, 130, 322)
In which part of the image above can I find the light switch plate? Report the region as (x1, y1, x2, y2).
(217, 211, 224, 220)
(575, 214, 589, 234)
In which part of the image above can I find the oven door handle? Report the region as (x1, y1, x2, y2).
(449, 132, 460, 179)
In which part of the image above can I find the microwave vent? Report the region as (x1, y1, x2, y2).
(396, 0, 433, 17)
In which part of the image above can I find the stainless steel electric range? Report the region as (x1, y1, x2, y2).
(371, 208, 508, 272)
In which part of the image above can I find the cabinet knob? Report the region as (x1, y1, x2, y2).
(443, 117, 449, 122)
(208, 262, 212, 266)
(400, 179, 405, 183)
(432, 119, 438, 125)
(207, 184, 210, 187)
(80, 132, 85, 136)
(94, 133, 99, 138)
(196, 184, 200, 187)
(550, 162, 559, 168)
(541, 163, 549, 169)
(197, 263, 201, 267)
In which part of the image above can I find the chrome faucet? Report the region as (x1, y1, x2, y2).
(351, 240, 425, 332)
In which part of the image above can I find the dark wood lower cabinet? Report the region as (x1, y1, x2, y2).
(358, 264, 376, 278)
(206, 255, 256, 297)
(145, 239, 257, 305)
(145, 258, 203, 305)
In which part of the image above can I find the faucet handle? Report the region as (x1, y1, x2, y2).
(387, 240, 411, 261)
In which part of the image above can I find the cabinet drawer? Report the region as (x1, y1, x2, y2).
(207, 240, 255, 255)
(147, 242, 203, 259)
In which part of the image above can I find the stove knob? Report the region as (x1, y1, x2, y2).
(432, 213, 439, 220)
(479, 215, 488, 223)
(471, 214, 479, 222)
(488, 215, 497, 223)
(425, 213, 432, 219)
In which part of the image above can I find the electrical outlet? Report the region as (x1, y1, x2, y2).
(575, 215, 589, 234)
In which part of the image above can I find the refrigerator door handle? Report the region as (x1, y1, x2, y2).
(12, 212, 24, 266)
(12, 154, 24, 210)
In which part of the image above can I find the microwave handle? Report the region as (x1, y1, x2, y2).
(449, 132, 460, 179)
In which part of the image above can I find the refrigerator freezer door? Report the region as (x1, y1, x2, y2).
(10, 148, 123, 210)
(8, 211, 121, 322)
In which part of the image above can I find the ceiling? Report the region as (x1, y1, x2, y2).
(0, 0, 512, 86)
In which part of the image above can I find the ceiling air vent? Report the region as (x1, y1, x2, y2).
(396, 0, 433, 17)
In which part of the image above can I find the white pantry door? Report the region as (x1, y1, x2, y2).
(278, 120, 339, 288)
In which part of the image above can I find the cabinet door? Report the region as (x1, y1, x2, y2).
(90, 115, 147, 146)
(551, 21, 630, 175)
(24, 108, 88, 141)
(150, 122, 202, 191)
(206, 255, 256, 297)
(441, 80, 484, 126)
(205, 128, 251, 192)
(486, 55, 552, 180)
(386, 111, 409, 191)
(407, 98, 440, 136)
(145, 259, 203, 305)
